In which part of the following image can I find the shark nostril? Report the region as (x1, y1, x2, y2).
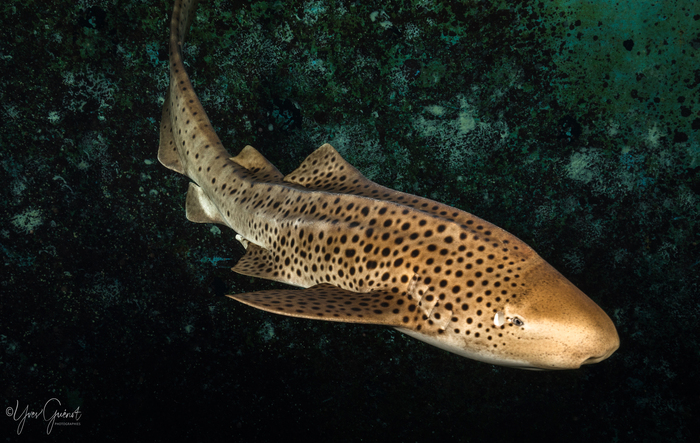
(582, 341, 617, 365)
(582, 355, 603, 365)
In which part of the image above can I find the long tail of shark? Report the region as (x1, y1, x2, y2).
(159, 0, 230, 177)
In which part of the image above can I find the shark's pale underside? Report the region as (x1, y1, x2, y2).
(158, 0, 619, 370)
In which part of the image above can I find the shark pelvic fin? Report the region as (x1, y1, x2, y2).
(231, 145, 283, 180)
(227, 283, 413, 325)
(230, 242, 288, 283)
(157, 100, 185, 174)
(185, 182, 226, 225)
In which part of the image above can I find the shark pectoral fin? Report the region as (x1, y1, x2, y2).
(227, 283, 413, 326)
(157, 99, 185, 174)
(185, 182, 226, 225)
(230, 145, 284, 180)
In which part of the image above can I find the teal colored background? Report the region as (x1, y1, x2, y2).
(1, 0, 698, 440)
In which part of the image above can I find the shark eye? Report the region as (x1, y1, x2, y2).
(512, 317, 524, 327)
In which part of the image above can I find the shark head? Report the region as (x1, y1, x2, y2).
(399, 252, 619, 370)
(496, 259, 620, 369)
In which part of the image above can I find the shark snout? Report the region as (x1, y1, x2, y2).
(578, 311, 620, 367)
(535, 315, 619, 370)
(514, 261, 621, 369)
(548, 293, 620, 369)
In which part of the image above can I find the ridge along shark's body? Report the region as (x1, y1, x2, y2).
(159, 0, 619, 370)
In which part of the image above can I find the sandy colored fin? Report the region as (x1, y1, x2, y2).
(286, 144, 490, 226)
(231, 145, 283, 181)
(284, 143, 357, 189)
(157, 100, 184, 174)
(230, 242, 288, 283)
(185, 182, 226, 225)
(284, 143, 415, 203)
(227, 283, 412, 325)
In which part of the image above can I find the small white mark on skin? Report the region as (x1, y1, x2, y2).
(494, 311, 505, 327)
(235, 234, 249, 250)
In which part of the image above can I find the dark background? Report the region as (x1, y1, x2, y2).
(1, 0, 698, 441)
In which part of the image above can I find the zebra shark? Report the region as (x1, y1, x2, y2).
(159, 0, 619, 370)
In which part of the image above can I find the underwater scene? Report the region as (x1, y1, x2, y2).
(1, 0, 698, 441)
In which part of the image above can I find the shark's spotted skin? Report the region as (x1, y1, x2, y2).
(159, 0, 620, 370)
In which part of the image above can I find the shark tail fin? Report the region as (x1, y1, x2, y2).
(157, 99, 184, 174)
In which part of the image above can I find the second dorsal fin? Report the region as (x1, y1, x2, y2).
(231, 145, 284, 181)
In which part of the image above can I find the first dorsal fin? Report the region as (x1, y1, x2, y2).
(284, 143, 503, 231)
(284, 144, 484, 226)
(283, 143, 361, 191)
(227, 283, 414, 326)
